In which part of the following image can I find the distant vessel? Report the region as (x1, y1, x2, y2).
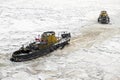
(10, 31, 71, 62)
(98, 11, 110, 24)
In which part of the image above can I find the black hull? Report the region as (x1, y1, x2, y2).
(98, 17, 110, 24)
(100, 20, 109, 24)
(10, 49, 50, 62)
(10, 40, 70, 62)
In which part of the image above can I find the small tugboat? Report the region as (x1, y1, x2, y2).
(98, 11, 110, 24)
(10, 31, 71, 62)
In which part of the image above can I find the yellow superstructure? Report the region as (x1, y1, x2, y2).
(41, 31, 58, 45)
(100, 11, 108, 17)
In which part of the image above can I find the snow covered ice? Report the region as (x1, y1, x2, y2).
(0, 0, 120, 80)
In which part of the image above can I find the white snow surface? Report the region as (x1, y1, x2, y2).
(0, 0, 120, 80)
